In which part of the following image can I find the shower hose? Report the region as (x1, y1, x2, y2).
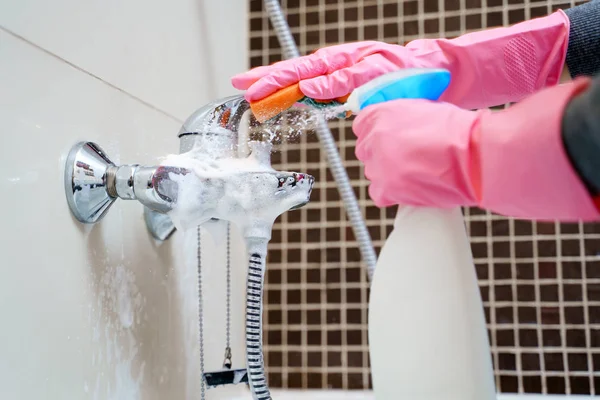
(241, 2, 379, 400)
(245, 251, 271, 399)
(263, 0, 378, 280)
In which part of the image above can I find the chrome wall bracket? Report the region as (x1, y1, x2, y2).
(64, 142, 117, 224)
(64, 141, 177, 240)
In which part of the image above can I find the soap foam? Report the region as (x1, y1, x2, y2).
(161, 131, 311, 240)
(254, 107, 342, 146)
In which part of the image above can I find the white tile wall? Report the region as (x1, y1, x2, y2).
(0, 1, 249, 399)
(0, 0, 248, 121)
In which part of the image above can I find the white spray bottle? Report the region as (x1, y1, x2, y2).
(345, 69, 496, 399)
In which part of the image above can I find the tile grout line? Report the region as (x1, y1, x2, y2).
(0, 25, 182, 124)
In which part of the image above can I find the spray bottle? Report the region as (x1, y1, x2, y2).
(344, 69, 496, 400)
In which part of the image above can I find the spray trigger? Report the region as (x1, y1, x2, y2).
(344, 68, 452, 113)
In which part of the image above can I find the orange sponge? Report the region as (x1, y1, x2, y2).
(249, 83, 305, 123)
(249, 84, 352, 123)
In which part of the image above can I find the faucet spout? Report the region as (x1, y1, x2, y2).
(178, 94, 251, 154)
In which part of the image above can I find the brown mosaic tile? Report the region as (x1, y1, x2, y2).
(288, 309, 301, 324)
(523, 376, 543, 393)
(517, 284, 535, 302)
(287, 330, 302, 346)
(499, 375, 519, 392)
(543, 329, 562, 347)
(545, 352, 565, 371)
(494, 263, 512, 280)
(251, 0, 598, 394)
(590, 306, 600, 323)
(588, 260, 600, 278)
(287, 372, 303, 389)
(521, 352, 541, 371)
(445, 15, 460, 32)
(568, 353, 589, 371)
(566, 329, 586, 347)
(466, 14, 482, 30)
(516, 262, 535, 279)
(547, 376, 567, 394)
(541, 307, 561, 325)
(327, 373, 342, 389)
(531, 6, 549, 18)
(486, 11, 503, 27)
(307, 330, 321, 345)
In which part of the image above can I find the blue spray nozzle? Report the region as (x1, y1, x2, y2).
(347, 68, 452, 112)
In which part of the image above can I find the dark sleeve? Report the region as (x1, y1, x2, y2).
(562, 75, 600, 197)
(564, 0, 600, 78)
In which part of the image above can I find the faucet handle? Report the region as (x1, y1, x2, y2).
(65, 141, 183, 241)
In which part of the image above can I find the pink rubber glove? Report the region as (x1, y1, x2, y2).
(353, 77, 600, 222)
(232, 11, 569, 111)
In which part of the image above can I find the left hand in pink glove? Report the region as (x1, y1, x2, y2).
(232, 11, 570, 110)
(353, 77, 600, 222)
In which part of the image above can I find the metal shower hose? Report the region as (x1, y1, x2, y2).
(263, 0, 378, 281)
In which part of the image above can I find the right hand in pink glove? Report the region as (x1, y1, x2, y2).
(352, 77, 599, 222)
(232, 11, 569, 110)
